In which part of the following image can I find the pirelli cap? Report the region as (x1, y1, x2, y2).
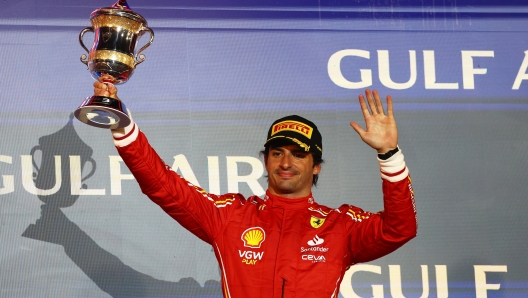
(264, 115, 323, 156)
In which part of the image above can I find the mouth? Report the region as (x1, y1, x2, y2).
(276, 170, 297, 179)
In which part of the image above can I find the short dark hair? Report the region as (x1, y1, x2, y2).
(259, 140, 324, 187)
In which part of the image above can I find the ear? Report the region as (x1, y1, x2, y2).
(312, 163, 321, 175)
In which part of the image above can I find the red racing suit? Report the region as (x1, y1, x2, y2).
(113, 124, 417, 298)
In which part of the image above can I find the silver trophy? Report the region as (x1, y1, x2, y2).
(75, 0, 154, 129)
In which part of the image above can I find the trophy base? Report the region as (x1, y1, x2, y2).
(74, 96, 131, 129)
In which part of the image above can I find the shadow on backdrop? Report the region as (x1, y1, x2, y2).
(22, 114, 222, 297)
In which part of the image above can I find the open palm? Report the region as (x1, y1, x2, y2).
(350, 89, 398, 154)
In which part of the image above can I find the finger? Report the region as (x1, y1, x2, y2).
(106, 82, 117, 95)
(94, 81, 104, 89)
(373, 90, 385, 115)
(358, 94, 371, 119)
(98, 74, 115, 83)
(94, 81, 118, 97)
(93, 82, 110, 97)
(386, 95, 394, 118)
(350, 121, 365, 137)
(365, 89, 377, 114)
(93, 82, 107, 89)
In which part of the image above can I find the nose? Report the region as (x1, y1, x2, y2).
(279, 153, 292, 169)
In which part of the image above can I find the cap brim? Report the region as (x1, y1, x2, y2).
(265, 136, 298, 147)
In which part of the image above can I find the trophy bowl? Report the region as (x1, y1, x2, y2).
(74, 0, 154, 129)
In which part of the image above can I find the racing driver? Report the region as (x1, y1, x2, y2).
(95, 79, 417, 297)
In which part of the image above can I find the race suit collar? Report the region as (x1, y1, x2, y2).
(264, 190, 315, 209)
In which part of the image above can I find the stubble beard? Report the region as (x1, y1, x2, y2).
(272, 169, 303, 194)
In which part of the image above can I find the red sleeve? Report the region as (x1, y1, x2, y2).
(114, 125, 239, 244)
(345, 150, 417, 264)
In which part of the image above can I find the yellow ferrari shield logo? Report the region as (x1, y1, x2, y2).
(310, 216, 325, 228)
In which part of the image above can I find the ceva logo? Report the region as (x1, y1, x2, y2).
(302, 255, 326, 263)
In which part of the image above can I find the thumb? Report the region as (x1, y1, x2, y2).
(350, 121, 365, 137)
(106, 83, 118, 97)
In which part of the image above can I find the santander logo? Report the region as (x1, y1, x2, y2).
(307, 235, 324, 246)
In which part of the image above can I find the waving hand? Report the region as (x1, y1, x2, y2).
(350, 89, 398, 154)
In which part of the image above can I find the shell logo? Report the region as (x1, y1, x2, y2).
(241, 227, 266, 248)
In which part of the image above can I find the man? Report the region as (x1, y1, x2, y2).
(94, 80, 417, 297)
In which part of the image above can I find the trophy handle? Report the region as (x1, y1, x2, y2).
(79, 27, 94, 66)
(81, 158, 97, 183)
(134, 27, 155, 66)
(30, 146, 41, 178)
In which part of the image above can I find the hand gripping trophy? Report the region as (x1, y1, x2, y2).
(75, 0, 154, 129)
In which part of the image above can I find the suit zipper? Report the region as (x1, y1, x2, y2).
(282, 278, 287, 298)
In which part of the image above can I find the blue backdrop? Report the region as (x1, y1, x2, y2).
(1, 0, 527, 297)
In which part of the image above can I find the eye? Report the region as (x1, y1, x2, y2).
(293, 153, 307, 158)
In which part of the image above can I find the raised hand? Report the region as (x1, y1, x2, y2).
(350, 89, 398, 154)
(93, 74, 119, 99)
